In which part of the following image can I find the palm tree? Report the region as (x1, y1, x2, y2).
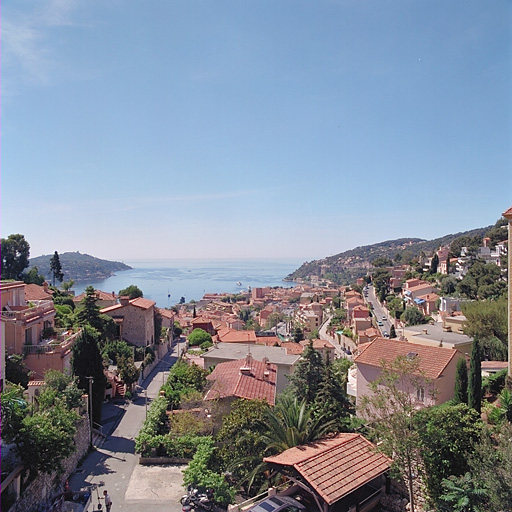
(259, 394, 337, 453)
(234, 394, 337, 495)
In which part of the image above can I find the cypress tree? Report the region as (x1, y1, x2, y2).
(71, 324, 106, 425)
(468, 338, 482, 413)
(454, 357, 468, 404)
(49, 250, 64, 286)
(289, 340, 325, 405)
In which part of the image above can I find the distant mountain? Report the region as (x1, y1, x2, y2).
(285, 226, 491, 285)
(29, 252, 132, 282)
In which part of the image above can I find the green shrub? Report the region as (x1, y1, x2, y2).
(135, 397, 170, 454)
(188, 328, 212, 347)
(482, 369, 507, 396)
(183, 437, 235, 507)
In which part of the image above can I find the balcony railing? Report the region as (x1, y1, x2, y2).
(23, 330, 81, 355)
(1, 301, 55, 323)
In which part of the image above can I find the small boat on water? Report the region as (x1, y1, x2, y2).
(236, 281, 242, 286)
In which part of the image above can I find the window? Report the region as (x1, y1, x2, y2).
(416, 386, 425, 403)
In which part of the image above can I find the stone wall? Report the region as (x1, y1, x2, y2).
(8, 416, 91, 512)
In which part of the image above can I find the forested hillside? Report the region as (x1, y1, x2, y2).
(29, 252, 132, 282)
(286, 226, 492, 285)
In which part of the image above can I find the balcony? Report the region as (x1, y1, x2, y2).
(1, 301, 56, 324)
(23, 329, 81, 356)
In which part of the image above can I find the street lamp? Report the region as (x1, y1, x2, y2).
(86, 376, 94, 446)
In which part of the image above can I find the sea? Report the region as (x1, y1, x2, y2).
(73, 258, 305, 308)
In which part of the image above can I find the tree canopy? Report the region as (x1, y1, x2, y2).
(1, 382, 79, 475)
(188, 328, 212, 347)
(119, 284, 143, 298)
(1, 234, 30, 280)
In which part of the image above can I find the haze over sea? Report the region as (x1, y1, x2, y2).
(73, 258, 304, 308)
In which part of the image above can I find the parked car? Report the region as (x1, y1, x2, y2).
(383, 331, 389, 338)
(377, 321, 383, 326)
(247, 496, 307, 512)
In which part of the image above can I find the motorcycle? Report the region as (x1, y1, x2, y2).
(180, 485, 215, 512)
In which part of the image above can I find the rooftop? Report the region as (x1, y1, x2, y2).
(405, 322, 473, 347)
(354, 337, 461, 379)
(264, 434, 391, 505)
(202, 342, 301, 366)
(204, 357, 277, 404)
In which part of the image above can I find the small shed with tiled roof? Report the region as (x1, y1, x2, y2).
(264, 434, 391, 512)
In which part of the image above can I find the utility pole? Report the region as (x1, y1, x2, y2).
(86, 376, 94, 446)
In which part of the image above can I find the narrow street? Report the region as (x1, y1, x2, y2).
(318, 312, 355, 359)
(68, 342, 185, 512)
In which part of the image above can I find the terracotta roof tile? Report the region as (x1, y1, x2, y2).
(502, 206, 512, 219)
(74, 289, 117, 302)
(354, 337, 460, 379)
(264, 434, 391, 505)
(130, 297, 156, 309)
(217, 328, 257, 343)
(24, 284, 53, 301)
(281, 342, 304, 355)
(204, 358, 277, 405)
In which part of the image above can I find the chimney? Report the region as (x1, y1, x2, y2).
(43, 281, 49, 292)
(240, 351, 253, 375)
(120, 295, 130, 306)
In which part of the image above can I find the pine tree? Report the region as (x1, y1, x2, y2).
(468, 338, 482, 413)
(75, 286, 103, 331)
(49, 251, 64, 286)
(454, 357, 468, 404)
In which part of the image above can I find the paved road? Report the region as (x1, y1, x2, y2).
(364, 285, 392, 336)
(68, 343, 186, 512)
(318, 311, 355, 359)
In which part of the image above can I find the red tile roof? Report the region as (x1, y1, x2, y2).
(74, 289, 117, 302)
(216, 328, 257, 343)
(158, 308, 175, 319)
(264, 434, 391, 505)
(502, 206, 512, 219)
(100, 296, 155, 313)
(24, 284, 53, 301)
(281, 342, 304, 355)
(255, 336, 282, 346)
(354, 337, 460, 379)
(204, 358, 277, 405)
(130, 297, 156, 309)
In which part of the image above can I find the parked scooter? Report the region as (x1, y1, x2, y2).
(180, 485, 215, 512)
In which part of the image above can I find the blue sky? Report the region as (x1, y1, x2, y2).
(2, 0, 511, 261)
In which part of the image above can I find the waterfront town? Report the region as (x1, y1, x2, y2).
(1, 207, 512, 512)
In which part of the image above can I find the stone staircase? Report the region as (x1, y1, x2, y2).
(92, 428, 107, 448)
